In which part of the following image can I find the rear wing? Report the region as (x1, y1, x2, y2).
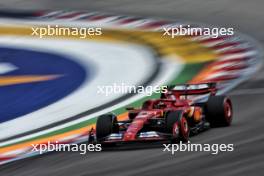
(161, 83, 217, 99)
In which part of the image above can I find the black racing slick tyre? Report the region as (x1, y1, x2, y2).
(206, 96, 233, 127)
(166, 111, 190, 143)
(96, 113, 119, 142)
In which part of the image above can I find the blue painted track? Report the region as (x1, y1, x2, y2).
(0, 47, 87, 123)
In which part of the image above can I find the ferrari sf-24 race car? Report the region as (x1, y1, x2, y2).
(93, 83, 233, 145)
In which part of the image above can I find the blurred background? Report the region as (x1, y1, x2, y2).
(0, 1, 264, 176)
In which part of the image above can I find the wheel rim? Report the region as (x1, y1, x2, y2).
(173, 122, 180, 137)
(181, 117, 189, 139)
(224, 101, 232, 123)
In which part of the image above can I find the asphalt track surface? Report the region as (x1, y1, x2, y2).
(1, 1, 264, 176)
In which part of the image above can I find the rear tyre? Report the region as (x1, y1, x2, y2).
(206, 96, 233, 127)
(96, 113, 119, 146)
(166, 111, 190, 143)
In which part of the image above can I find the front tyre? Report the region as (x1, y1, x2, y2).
(96, 113, 119, 143)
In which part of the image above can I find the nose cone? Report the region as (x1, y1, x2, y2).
(123, 132, 135, 141)
(123, 119, 145, 141)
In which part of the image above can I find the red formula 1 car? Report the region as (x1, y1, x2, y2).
(94, 83, 232, 145)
